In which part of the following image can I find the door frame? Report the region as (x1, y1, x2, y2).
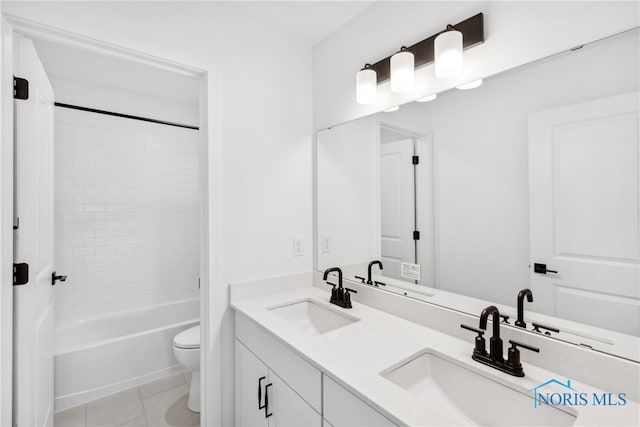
(0, 16, 15, 427)
(378, 122, 435, 287)
(0, 15, 213, 424)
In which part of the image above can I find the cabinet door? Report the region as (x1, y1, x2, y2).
(323, 376, 396, 427)
(267, 370, 321, 427)
(236, 340, 269, 427)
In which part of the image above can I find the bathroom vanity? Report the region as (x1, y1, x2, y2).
(231, 22, 640, 427)
(230, 273, 639, 426)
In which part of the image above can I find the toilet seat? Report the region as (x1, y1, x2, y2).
(174, 325, 200, 349)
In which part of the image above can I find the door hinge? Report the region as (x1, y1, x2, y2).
(13, 263, 29, 286)
(13, 77, 29, 100)
(413, 230, 420, 240)
(412, 155, 419, 165)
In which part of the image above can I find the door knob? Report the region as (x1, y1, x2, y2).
(51, 271, 67, 286)
(533, 263, 558, 275)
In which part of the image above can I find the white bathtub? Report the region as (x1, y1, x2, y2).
(54, 298, 199, 411)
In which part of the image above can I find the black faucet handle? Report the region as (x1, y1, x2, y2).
(354, 276, 366, 283)
(460, 324, 484, 335)
(509, 340, 540, 353)
(507, 340, 539, 377)
(325, 281, 336, 288)
(345, 288, 357, 294)
(373, 280, 386, 287)
(531, 322, 560, 335)
(461, 324, 487, 357)
(500, 314, 510, 324)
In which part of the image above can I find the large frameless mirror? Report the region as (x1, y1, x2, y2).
(316, 29, 639, 361)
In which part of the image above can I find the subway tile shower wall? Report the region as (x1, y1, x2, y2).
(54, 108, 200, 324)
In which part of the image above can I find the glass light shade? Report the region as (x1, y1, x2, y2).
(390, 50, 415, 93)
(356, 68, 377, 104)
(456, 79, 483, 90)
(416, 94, 437, 103)
(435, 30, 463, 79)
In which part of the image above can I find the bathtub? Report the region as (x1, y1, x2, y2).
(54, 298, 199, 411)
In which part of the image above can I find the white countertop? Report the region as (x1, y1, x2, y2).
(231, 282, 639, 426)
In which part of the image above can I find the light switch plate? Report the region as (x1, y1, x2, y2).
(293, 237, 304, 257)
(321, 236, 331, 254)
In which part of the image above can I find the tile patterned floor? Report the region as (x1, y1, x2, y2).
(54, 371, 199, 427)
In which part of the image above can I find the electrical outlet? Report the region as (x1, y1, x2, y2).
(293, 237, 304, 257)
(321, 236, 331, 254)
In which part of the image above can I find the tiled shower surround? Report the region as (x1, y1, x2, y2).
(54, 108, 200, 324)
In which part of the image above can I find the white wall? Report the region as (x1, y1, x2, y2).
(313, 1, 640, 131)
(1, 2, 314, 425)
(54, 107, 200, 324)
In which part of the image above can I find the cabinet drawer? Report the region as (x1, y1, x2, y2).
(323, 375, 396, 427)
(236, 312, 322, 412)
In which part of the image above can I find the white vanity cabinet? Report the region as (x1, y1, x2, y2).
(236, 312, 323, 427)
(323, 376, 396, 427)
(236, 340, 269, 427)
(236, 339, 321, 427)
(235, 312, 397, 427)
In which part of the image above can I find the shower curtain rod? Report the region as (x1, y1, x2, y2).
(54, 102, 199, 130)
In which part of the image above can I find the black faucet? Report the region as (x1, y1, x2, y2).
(367, 260, 383, 285)
(461, 305, 539, 377)
(515, 289, 533, 328)
(480, 306, 504, 363)
(323, 267, 357, 309)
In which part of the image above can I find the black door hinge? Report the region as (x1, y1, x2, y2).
(413, 230, 420, 240)
(412, 155, 419, 165)
(13, 77, 29, 100)
(13, 263, 29, 286)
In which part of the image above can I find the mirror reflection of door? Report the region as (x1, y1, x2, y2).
(380, 130, 416, 282)
(529, 92, 640, 336)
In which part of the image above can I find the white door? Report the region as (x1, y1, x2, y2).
(236, 340, 269, 427)
(380, 139, 416, 281)
(13, 35, 56, 426)
(529, 92, 640, 336)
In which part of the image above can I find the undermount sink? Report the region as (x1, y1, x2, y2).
(381, 351, 577, 426)
(268, 299, 359, 335)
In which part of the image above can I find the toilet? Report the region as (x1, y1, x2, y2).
(173, 325, 200, 412)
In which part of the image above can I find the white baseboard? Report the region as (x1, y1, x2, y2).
(54, 365, 184, 412)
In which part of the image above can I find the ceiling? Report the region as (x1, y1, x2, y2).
(33, 38, 201, 105)
(223, 1, 375, 45)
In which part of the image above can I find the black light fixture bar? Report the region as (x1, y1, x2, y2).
(54, 102, 199, 130)
(368, 12, 485, 84)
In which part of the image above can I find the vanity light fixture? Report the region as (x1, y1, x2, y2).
(435, 26, 464, 79)
(456, 79, 483, 90)
(416, 93, 437, 103)
(356, 64, 377, 105)
(383, 106, 400, 112)
(354, 13, 484, 104)
(390, 47, 415, 93)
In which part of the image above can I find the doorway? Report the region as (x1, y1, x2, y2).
(3, 21, 209, 427)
